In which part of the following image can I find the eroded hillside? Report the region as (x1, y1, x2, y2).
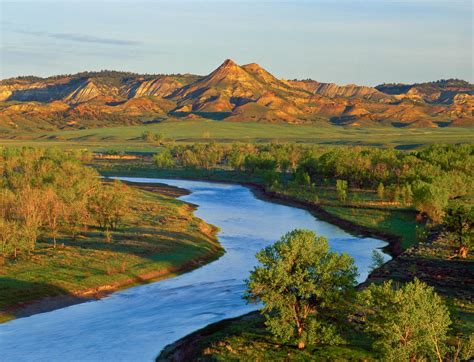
(1, 62, 472, 131)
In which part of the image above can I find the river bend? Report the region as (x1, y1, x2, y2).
(0, 178, 390, 361)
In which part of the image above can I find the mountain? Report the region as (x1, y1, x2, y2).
(1, 62, 472, 131)
(170, 59, 310, 123)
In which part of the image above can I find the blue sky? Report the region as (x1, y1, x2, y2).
(0, 0, 472, 85)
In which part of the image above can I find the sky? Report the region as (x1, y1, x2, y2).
(0, 0, 472, 86)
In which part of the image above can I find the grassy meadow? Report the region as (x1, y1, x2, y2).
(2, 120, 474, 152)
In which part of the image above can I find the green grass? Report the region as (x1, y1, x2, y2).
(270, 183, 421, 250)
(0, 184, 223, 323)
(158, 311, 375, 361)
(322, 205, 419, 249)
(2, 120, 473, 152)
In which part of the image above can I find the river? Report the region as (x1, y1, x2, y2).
(0, 178, 390, 361)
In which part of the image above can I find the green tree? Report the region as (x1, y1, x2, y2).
(153, 148, 175, 168)
(377, 182, 385, 200)
(294, 169, 311, 187)
(401, 183, 413, 206)
(412, 181, 449, 223)
(88, 180, 130, 232)
(262, 170, 280, 188)
(369, 249, 385, 273)
(336, 179, 348, 202)
(244, 229, 357, 349)
(443, 204, 473, 258)
(358, 279, 451, 361)
(142, 131, 164, 144)
(43, 188, 65, 248)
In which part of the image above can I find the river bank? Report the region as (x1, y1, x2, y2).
(99, 166, 406, 259)
(0, 178, 391, 361)
(157, 229, 473, 361)
(0, 182, 224, 323)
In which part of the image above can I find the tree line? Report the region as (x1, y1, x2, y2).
(152, 142, 473, 257)
(0, 147, 129, 259)
(153, 143, 472, 216)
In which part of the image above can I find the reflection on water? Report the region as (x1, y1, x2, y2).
(0, 178, 390, 361)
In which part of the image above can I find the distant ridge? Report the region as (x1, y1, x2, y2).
(1, 60, 472, 130)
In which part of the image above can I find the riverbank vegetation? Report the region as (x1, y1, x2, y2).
(0, 147, 223, 322)
(150, 142, 472, 222)
(143, 142, 473, 360)
(159, 230, 473, 361)
(97, 142, 472, 251)
(1, 142, 472, 359)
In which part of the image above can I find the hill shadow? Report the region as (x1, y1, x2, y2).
(171, 111, 232, 120)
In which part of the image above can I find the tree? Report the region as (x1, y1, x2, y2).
(401, 183, 413, 206)
(377, 182, 385, 200)
(294, 169, 311, 187)
(443, 204, 473, 258)
(153, 148, 174, 168)
(358, 279, 451, 361)
(88, 180, 130, 233)
(142, 131, 164, 144)
(262, 170, 280, 188)
(336, 179, 348, 202)
(43, 188, 65, 248)
(0, 219, 29, 259)
(412, 181, 449, 223)
(244, 229, 358, 349)
(16, 187, 44, 252)
(369, 249, 385, 273)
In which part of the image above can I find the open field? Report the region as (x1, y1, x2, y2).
(0, 183, 223, 323)
(2, 121, 474, 152)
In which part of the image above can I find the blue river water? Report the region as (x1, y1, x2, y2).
(0, 178, 390, 361)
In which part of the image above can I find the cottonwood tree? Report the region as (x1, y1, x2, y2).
(358, 279, 451, 361)
(443, 204, 473, 259)
(412, 181, 449, 223)
(153, 148, 174, 168)
(377, 182, 385, 200)
(87, 180, 130, 232)
(0, 219, 29, 259)
(244, 229, 357, 349)
(16, 187, 44, 253)
(369, 249, 385, 273)
(43, 188, 65, 248)
(336, 179, 348, 202)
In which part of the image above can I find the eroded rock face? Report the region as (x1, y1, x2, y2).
(290, 80, 393, 103)
(0, 62, 472, 130)
(127, 77, 182, 98)
(448, 94, 474, 119)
